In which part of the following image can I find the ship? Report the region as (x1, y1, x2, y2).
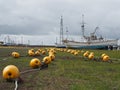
(62, 15, 118, 49)
(63, 34, 118, 49)
(55, 15, 118, 49)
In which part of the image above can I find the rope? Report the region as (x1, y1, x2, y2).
(20, 68, 40, 74)
(0, 57, 9, 62)
(13, 68, 42, 90)
(14, 80, 18, 90)
(20, 62, 47, 74)
(110, 58, 120, 61)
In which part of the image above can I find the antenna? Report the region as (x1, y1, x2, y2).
(66, 27, 68, 40)
(81, 14, 85, 37)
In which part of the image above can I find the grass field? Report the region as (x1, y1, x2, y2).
(0, 46, 120, 90)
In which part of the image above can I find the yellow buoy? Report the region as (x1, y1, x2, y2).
(42, 56, 51, 64)
(38, 49, 42, 53)
(74, 52, 78, 56)
(101, 53, 106, 59)
(12, 52, 20, 58)
(90, 52, 94, 55)
(71, 50, 75, 54)
(67, 49, 71, 53)
(30, 49, 34, 52)
(88, 54, 94, 60)
(49, 51, 54, 55)
(35, 51, 40, 56)
(102, 55, 110, 61)
(41, 51, 46, 55)
(28, 50, 35, 56)
(83, 52, 89, 57)
(30, 58, 41, 68)
(85, 51, 89, 54)
(2, 65, 20, 80)
(49, 54, 55, 61)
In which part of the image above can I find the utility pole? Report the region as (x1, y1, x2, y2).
(60, 16, 64, 44)
(21, 36, 23, 45)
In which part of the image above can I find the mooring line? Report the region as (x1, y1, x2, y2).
(110, 58, 120, 61)
(20, 68, 40, 74)
(14, 80, 18, 90)
(0, 57, 9, 62)
(14, 68, 41, 90)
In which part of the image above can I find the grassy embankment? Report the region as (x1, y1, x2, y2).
(0, 47, 120, 90)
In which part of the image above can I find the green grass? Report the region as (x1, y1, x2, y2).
(0, 47, 120, 90)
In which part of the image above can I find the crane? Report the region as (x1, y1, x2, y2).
(90, 26, 99, 40)
(90, 26, 99, 36)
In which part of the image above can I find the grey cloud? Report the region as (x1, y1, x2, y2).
(0, 0, 120, 42)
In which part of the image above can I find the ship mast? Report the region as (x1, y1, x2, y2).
(81, 14, 85, 38)
(60, 16, 64, 44)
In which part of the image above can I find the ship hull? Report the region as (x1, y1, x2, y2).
(66, 45, 108, 49)
(64, 39, 118, 49)
(55, 43, 66, 48)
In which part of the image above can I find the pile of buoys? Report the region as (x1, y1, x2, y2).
(2, 47, 113, 90)
(28, 48, 47, 57)
(3, 48, 111, 81)
(83, 51, 110, 62)
(59, 48, 111, 62)
(2, 48, 57, 81)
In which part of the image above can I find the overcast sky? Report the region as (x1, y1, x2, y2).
(0, 0, 120, 45)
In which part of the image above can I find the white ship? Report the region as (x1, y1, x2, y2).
(56, 15, 118, 49)
(63, 35, 118, 49)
